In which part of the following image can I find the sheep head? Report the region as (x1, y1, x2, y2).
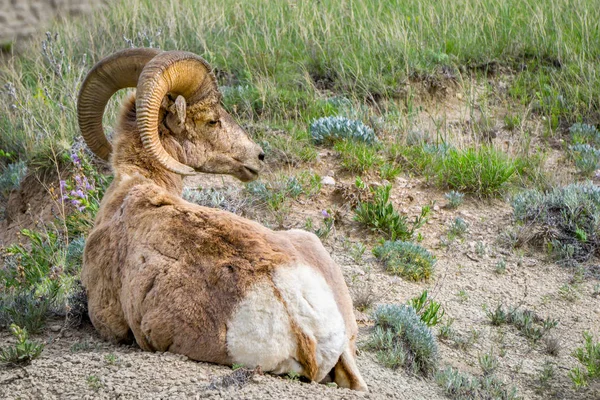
(78, 48, 264, 182)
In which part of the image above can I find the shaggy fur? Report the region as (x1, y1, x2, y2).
(82, 93, 368, 391)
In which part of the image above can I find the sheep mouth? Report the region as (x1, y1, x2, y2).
(241, 165, 260, 181)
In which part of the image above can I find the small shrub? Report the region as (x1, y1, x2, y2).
(379, 163, 402, 181)
(373, 241, 436, 281)
(436, 367, 519, 400)
(0, 290, 54, 333)
(0, 324, 44, 366)
(408, 290, 445, 326)
(569, 123, 600, 147)
(569, 332, 600, 388)
(511, 182, 600, 264)
(0, 160, 27, 197)
(444, 191, 464, 209)
(183, 187, 249, 215)
(569, 144, 600, 175)
(367, 304, 438, 376)
(486, 304, 508, 326)
(351, 280, 379, 312)
(478, 352, 499, 376)
(310, 116, 377, 145)
(448, 217, 468, 240)
(355, 185, 429, 241)
(495, 259, 507, 274)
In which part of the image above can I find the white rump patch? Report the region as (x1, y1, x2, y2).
(226, 281, 301, 375)
(226, 264, 347, 381)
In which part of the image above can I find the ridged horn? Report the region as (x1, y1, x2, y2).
(77, 48, 163, 160)
(135, 51, 218, 176)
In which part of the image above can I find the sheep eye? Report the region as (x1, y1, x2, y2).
(208, 120, 219, 126)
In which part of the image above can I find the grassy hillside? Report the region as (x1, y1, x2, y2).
(0, 0, 599, 166)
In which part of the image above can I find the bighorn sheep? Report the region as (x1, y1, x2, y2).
(77, 48, 367, 391)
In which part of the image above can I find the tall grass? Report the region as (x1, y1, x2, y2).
(1, 0, 599, 166)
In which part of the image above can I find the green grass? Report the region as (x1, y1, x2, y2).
(1, 0, 599, 167)
(569, 332, 600, 388)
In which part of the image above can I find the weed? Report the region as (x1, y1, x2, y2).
(448, 217, 468, 240)
(495, 259, 507, 274)
(558, 283, 581, 302)
(569, 144, 600, 175)
(104, 353, 118, 365)
(569, 332, 600, 388)
(512, 182, 600, 265)
(436, 367, 519, 400)
(444, 191, 464, 209)
(439, 318, 455, 341)
(367, 304, 438, 376)
(351, 280, 379, 312)
(350, 242, 367, 264)
(0, 161, 27, 197)
(286, 371, 300, 381)
(537, 361, 555, 393)
(315, 209, 335, 239)
(0, 290, 54, 334)
(486, 304, 508, 326)
(70, 339, 99, 353)
(86, 375, 103, 391)
(355, 185, 429, 241)
(373, 241, 436, 281)
(504, 114, 521, 131)
(489, 305, 558, 342)
(544, 336, 561, 356)
(408, 290, 445, 327)
(379, 163, 402, 181)
(310, 116, 377, 146)
(456, 290, 469, 303)
(0, 324, 44, 366)
(570, 123, 600, 147)
(478, 351, 499, 376)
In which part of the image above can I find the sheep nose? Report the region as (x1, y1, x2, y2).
(258, 152, 265, 161)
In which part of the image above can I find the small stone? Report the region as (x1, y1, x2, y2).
(433, 205, 440, 212)
(325, 170, 335, 177)
(321, 176, 336, 186)
(49, 325, 61, 332)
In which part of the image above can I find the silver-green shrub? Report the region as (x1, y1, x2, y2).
(310, 116, 376, 145)
(368, 304, 438, 376)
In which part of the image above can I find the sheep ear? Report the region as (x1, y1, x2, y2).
(174, 95, 186, 127)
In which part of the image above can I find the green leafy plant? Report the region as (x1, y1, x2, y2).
(569, 332, 600, 388)
(0, 324, 44, 366)
(373, 241, 436, 281)
(333, 139, 383, 173)
(447, 217, 468, 240)
(355, 185, 429, 241)
(408, 290, 445, 326)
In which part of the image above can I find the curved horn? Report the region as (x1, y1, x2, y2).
(135, 51, 218, 176)
(77, 48, 162, 160)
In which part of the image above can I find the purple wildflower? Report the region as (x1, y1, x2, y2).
(71, 199, 81, 206)
(321, 210, 330, 219)
(74, 189, 86, 199)
(77, 205, 86, 212)
(59, 180, 67, 191)
(70, 152, 81, 165)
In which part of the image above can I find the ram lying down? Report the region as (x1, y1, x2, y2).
(78, 48, 367, 391)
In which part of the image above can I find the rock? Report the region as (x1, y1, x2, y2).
(321, 176, 336, 186)
(49, 325, 61, 333)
